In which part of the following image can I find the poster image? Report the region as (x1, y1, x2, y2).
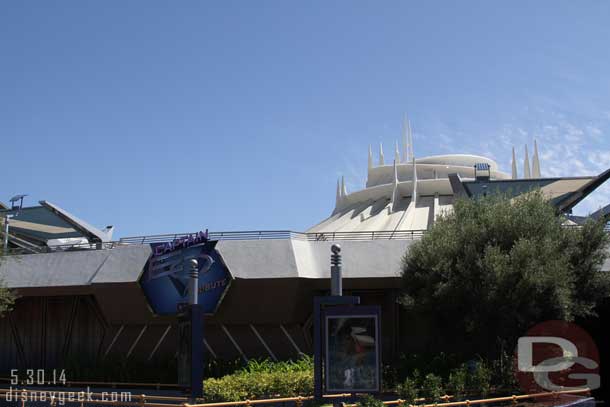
(325, 308, 380, 393)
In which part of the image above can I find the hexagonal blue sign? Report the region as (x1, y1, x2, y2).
(139, 236, 232, 315)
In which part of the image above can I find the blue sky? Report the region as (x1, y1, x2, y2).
(2, 1, 610, 237)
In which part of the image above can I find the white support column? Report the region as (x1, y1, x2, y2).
(394, 141, 400, 164)
(412, 157, 418, 207)
(433, 193, 440, 221)
(391, 159, 400, 212)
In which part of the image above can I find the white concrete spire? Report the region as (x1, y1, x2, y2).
(412, 156, 418, 206)
(407, 120, 414, 162)
(341, 175, 348, 197)
(511, 147, 518, 179)
(532, 140, 541, 178)
(524, 145, 531, 179)
(379, 143, 385, 166)
(392, 159, 400, 211)
(402, 116, 409, 163)
(335, 178, 342, 207)
(368, 145, 373, 171)
(394, 140, 400, 164)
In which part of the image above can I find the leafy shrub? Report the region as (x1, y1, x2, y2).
(383, 363, 399, 391)
(466, 360, 491, 396)
(446, 365, 467, 399)
(356, 395, 385, 407)
(390, 353, 459, 385)
(396, 376, 419, 403)
(206, 358, 244, 378)
(489, 351, 518, 392)
(240, 356, 313, 374)
(391, 353, 517, 400)
(421, 373, 444, 402)
(203, 356, 313, 402)
(0, 282, 14, 317)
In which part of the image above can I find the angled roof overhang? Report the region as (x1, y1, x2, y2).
(0, 201, 112, 248)
(39, 200, 111, 243)
(458, 169, 610, 214)
(552, 168, 610, 213)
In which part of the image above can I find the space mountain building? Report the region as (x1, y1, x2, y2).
(2, 129, 610, 377)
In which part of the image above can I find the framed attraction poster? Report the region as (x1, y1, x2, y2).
(324, 306, 381, 393)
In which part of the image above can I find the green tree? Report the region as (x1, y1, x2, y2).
(0, 253, 15, 316)
(400, 191, 610, 358)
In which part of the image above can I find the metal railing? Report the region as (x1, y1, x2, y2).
(0, 385, 592, 407)
(0, 229, 425, 257)
(2, 241, 129, 256)
(342, 388, 592, 407)
(119, 229, 428, 244)
(6, 222, 610, 257)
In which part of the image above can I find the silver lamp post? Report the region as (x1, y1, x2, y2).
(188, 258, 199, 305)
(3, 214, 14, 256)
(330, 243, 342, 296)
(187, 255, 214, 305)
(4, 194, 27, 255)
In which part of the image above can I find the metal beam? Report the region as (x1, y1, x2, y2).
(126, 325, 148, 359)
(203, 338, 217, 359)
(221, 324, 248, 362)
(280, 324, 302, 355)
(147, 325, 171, 361)
(103, 325, 124, 358)
(8, 313, 26, 368)
(61, 297, 79, 361)
(250, 324, 277, 361)
(40, 297, 47, 369)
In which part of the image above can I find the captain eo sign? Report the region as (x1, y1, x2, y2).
(139, 232, 232, 316)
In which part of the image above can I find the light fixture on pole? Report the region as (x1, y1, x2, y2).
(3, 194, 27, 255)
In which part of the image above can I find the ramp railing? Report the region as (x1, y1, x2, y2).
(119, 229, 427, 244)
(0, 386, 591, 407)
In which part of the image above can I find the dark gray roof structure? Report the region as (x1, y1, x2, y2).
(0, 238, 411, 290)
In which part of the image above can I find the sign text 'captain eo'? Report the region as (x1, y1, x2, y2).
(153, 230, 209, 257)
